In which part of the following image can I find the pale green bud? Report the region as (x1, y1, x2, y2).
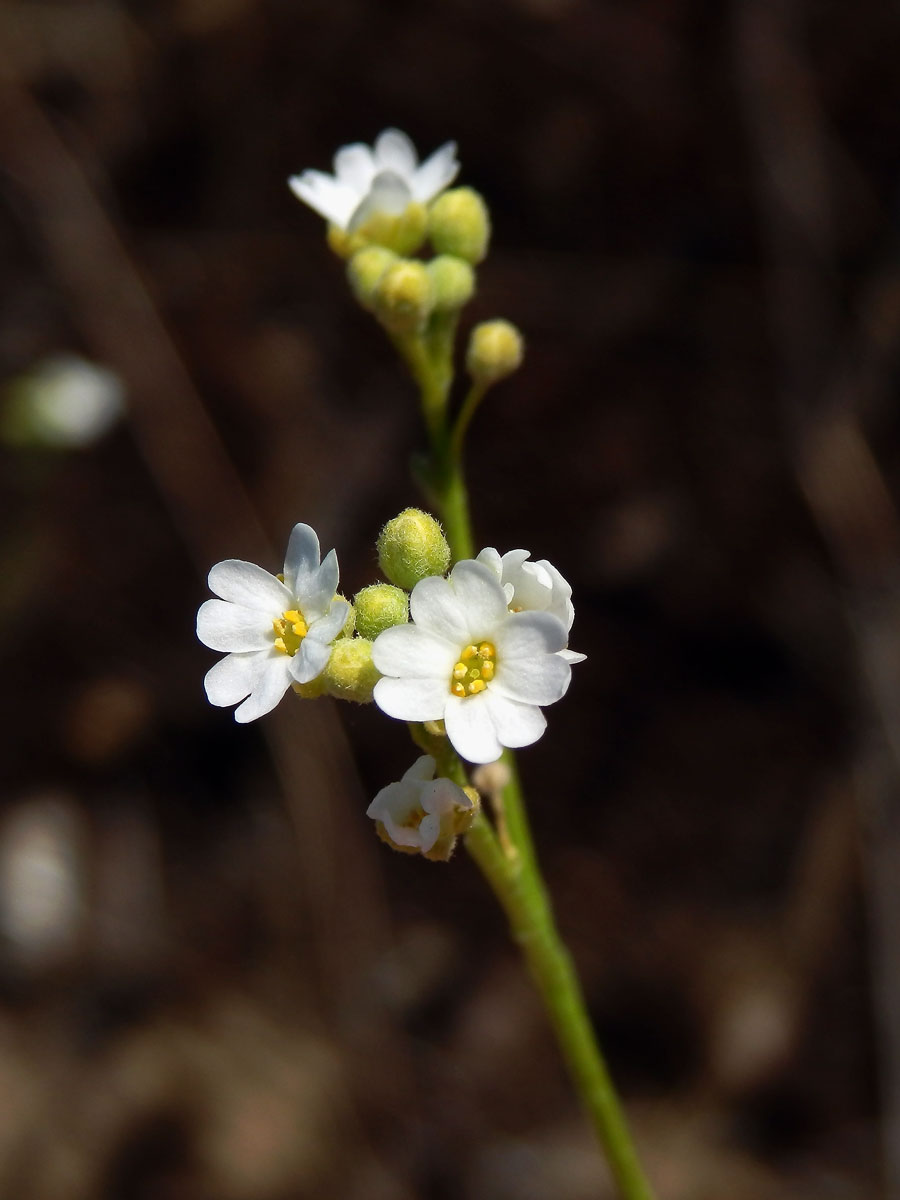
(291, 674, 328, 700)
(427, 188, 491, 264)
(347, 246, 398, 309)
(427, 255, 476, 312)
(466, 319, 524, 385)
(323, 637, 380, 704)
(327, 203, 428, 259)
(377, 508, 450, 590)
(372, 260, 435, 334)
(337, 595, 356, 638)
(353, 583, 409, 640)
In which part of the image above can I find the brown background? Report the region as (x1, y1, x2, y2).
(1, 0, 899, 1196)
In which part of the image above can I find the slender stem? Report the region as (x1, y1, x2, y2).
(405, 303, 655, 1200)
(449, 380, 488, 462)
(464, 813, 656, 1200)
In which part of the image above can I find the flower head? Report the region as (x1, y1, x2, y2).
(197, 523, 350, 723)
(288, 128, 459, 233)
(373, 560, 579, 764)
(476, 547, 586, 665)
(367, 755, 474, 860)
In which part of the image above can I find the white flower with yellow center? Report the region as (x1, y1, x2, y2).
(197, 523, 349, 723)
(288, 128, 459, 232)
(372, 560, 576, 764)
(476, 547, 586, 665)
(367, 755, 474, 859)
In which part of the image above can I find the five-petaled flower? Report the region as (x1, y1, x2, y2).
(197, 523, 349, 723)
(372, 560, 580, 764)
(476, 547, 586, 665)
(288, 128, 459, 232)
(367, 755, 474, 860)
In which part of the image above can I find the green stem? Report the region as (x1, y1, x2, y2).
(464, 812, 655, 1200)
(404, 303, 655, 1200)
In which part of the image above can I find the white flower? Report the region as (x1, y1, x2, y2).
(288, 128, 459, 232)
(372, 560, 578, 764)
(197, 523, 350, 723)
(3, 354, 124, 448)
(476, 547, 586, 665)
(367, 755, 473, 858)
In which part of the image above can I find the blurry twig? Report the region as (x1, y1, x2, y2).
(0, 56, 392, 1019)
(735, 1, 900, 1190)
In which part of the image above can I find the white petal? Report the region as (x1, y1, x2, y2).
(493, 611, 568, 659)
(372, 625, 457, 678)
(559, 648, 587, 665)
(289, 637, 331, 684)
(208, 559, 291, 611)
(416, 813, 440, 853)
(536, 559, 575, 629)
(448, 560, 509, 636)
(508, 560, 554, 612)
(373, 128, 418, 179)
(197, 599, 271, 652)
(348, 171, 412, 230)
(402, 754, 437, 783)
(307, 598, 349, 645)
(422, 777, 472, 817)
(475, 546, 503, 580)
(483, 690, 547, 749)
(409, 575, 469, 644)
(204, 651, 266, 707)
(333, 143, 376, 192)
(492, 653, 571, 707)
(300, 549, 340, 621)
(283, 523, 320, 594)
(373, 676, 448, 722)
(500, 548, 531, 573)
(288, 171, 358, 229)
(411, 141, 459, 202)
(233, 655, 293, 723)
(444, 693, 503, 764)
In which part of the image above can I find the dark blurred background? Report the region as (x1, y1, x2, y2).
(1, 0, 899, 1196)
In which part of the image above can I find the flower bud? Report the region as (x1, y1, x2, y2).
(372, 260, 435, 334)
(323, 637, 380, 704)
(377, 508, 450, 590)
(347, 246, 398, 309)
(427, 188, 491, 264)
(466, 319, 524, 385)
(327, 203, 428, 260)
(427, 255, 476, 312)
(354, 583, 409, 640)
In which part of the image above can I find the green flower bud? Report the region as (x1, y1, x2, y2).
(291, 674, 328, 700)
(353, 583, 409, 639)
(372, 260, 435, 334)
(427, 254, 476, 312)
(377, 508, 451, 590)
(323, 637, 380, 704)
(347, 246, 398, 309)
(327, 203, 427, 259)
(427, 188, 491, 264)
(466, 319, 524, 385)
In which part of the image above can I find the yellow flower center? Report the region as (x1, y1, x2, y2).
(450, 642, 496, 698)
(272, 609, 308, 655)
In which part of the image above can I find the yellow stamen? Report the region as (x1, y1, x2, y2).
(272, 608, 308, 656)
(448, 640, 497, 697)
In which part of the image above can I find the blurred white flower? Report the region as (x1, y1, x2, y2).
(373, 559, 578, 764)
(476, 547, 586, 665)
(197, 523, 349, 723)
(367, 755, 473, 858)
(289, 128, 459, 232)
(2, 354, 124, 448)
